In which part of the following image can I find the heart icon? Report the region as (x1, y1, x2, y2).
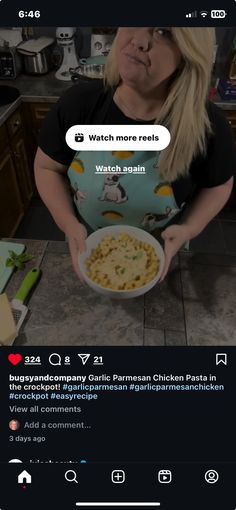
(8, 354, 22, 366)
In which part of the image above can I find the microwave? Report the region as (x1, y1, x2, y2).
(0, 47, 22, 79)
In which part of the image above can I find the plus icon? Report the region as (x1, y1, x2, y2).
(111, 470, 125, 484)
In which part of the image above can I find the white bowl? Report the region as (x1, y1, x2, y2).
(79, 226, 165, 299)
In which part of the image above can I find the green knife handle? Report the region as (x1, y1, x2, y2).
(14, 268, 42, 303)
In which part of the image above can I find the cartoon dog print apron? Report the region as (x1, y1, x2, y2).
(67, 150, 184, 233)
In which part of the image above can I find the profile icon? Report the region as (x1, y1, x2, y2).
(205, 469, 219, 484)
(9, 419, 20, 431)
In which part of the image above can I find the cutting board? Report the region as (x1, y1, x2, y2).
(0, 241, 25, 293)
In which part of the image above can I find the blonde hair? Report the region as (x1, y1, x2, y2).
(104, 28, 216, 181)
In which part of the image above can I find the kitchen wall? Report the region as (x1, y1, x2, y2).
(25, 26, 236, 71)
(31, 27, 92, 57)
(1, 26, 236, 69)
(215, 27, 236, 76)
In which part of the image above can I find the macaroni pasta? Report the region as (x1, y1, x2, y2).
(85, 233, 160, 290)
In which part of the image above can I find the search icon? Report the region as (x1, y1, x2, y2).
(65, 470, 78, 483)
(49, 353, 62, 366)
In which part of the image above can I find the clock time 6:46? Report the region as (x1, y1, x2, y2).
(18, 10, 41, 17)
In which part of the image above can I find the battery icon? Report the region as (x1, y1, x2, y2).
(211, 10, 227, 18)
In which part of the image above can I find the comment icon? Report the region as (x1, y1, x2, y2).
(49, 353, 62, 366)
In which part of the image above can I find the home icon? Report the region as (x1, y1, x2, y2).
(18, 470, 32, 484)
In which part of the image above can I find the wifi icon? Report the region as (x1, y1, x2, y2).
(200, 11, 208, 17)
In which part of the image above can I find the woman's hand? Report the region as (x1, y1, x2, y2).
(159, 224, 191, 282)
(64, 216, 88, 281)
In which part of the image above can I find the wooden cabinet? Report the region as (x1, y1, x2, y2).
(0, 107, 33, 237)
(0, 124, 8, 153)
(6, 108, 24, 138)
(11, 132, 33, 209)
(23, 102, 55, 166)
(26, 102, 55, 141)
(0, 151, 24, 237)
(0, 101, 54, 238)
(29, 103, 54, 128)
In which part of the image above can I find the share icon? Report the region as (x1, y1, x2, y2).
(78, 354, 91, 365)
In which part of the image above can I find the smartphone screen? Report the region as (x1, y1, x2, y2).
(0, 3, 236, 508)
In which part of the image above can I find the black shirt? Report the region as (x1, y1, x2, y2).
(38, 80, 236, 208)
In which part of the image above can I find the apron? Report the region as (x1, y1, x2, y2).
(67, 150, 183, 233)
(67, 87, 188, 244)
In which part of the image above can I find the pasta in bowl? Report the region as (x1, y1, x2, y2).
(79, 226, 165, 298)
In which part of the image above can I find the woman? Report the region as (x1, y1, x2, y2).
(35, 27, 235, 281)
(9, 419, 20, 431)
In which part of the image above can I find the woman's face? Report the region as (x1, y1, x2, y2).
(116, 27, 182, 92)
(10, 420, 19, 430)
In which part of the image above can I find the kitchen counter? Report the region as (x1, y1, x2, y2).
(1, 71, 72, 99)
(213, 91, 236, 110)
(2, 238, 236, 347)
(1, 72, 236, 127)
(0, 71, 73, 126)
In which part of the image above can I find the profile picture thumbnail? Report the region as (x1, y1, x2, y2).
(9, 419, 20, 431)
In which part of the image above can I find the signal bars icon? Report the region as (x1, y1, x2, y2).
(186, 10, 197, 17)
(185, 10, 208, 18)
